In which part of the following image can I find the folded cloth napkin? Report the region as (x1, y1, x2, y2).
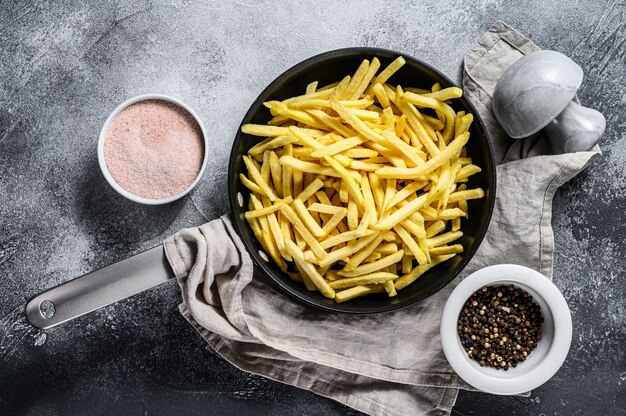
(163, 21, 601, 416)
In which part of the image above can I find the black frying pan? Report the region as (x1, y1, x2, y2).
(26, 47, 495, 329)
(230, 47, 496, 313)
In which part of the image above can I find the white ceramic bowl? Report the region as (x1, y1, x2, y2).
(97, 94, 209, 205)
(440, 264, 572, 395)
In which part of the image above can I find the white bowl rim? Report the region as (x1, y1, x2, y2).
(97, 93, 209, 205)
(440, 264, 572, 395)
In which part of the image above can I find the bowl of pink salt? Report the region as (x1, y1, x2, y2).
(98, 94, 208, 204)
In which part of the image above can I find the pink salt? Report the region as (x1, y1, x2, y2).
(103, 99, 204, 200)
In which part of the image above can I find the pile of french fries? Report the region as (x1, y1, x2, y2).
(240, 56, 485, 303)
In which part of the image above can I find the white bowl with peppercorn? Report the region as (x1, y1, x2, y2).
(440, 264, 572, 395)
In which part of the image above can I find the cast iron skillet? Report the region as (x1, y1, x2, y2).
(229, 47, 496, 314)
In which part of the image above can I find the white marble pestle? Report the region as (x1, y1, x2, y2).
(492, 50, 605, 153)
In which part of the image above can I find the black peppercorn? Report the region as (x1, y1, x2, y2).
(457, 284, 543, 370)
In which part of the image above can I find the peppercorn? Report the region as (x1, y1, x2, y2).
(457, 284, 543, 370)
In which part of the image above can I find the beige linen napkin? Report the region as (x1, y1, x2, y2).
(163, 21, 601, 416)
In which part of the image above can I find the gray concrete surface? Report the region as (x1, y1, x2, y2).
(1, 1, 625, 415)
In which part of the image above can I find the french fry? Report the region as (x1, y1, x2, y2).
(429, 244, 464, 255)
(372, 83, 390, 108)
(436, 208, 466, 220)
(309, 202, 345, 215)
(292, 199, 325, 237)
(394, 224, 428, 265)
(285, 240, 335, 298)
(395, 255, 455, 290)
(373, 194, 428, 230)
(427, 231, 463, 248)
(351, 57, 380, 99)
(402, 92, 457, 143)
(318, 232, 380, 268)
(320, 229, 375, 249)
(243, 155, 277, 201)
(240, 173, 263, 194)
(425, 220, 446, 238)
(422, 87, 463, 101)
(280, 204, 327, 259)
(384, 180, 427, 212)
(306, 81, 318, 94)
(329, 271, 397, 289)
(383, 280, 397, 297)
(311, 136, 365, 158)
(345, 233, 385, 271)
(374, 243, 398, 255)
(455, 164, 482, 182)
(338, 250, 404, 277)
(296, 178, 324, 202)
(375, 132, 469, 179)
(248, 135, 298, 156)
(343, 59, 370, 100)
(244, 196, 292, 219)
(373, 56, 406, 85)
(335, 285, 385, 303)
(447, 188, 485, 203)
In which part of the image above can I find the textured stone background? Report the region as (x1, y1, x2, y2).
(1, 0, 625, 415)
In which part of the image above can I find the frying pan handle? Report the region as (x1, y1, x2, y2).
(25, 245, 175, 330)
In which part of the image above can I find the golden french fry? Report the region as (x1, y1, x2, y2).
(429, 244, 464, 255)
(240, 173, 263, 194)
(347, 199, 359, 230)
(318, 232, 380, 268)
(311, 136, 365, 158)
(451, 216, 461, 232)
(345, 233, 385, 271)
(383, 280, 397, 297)
(427, 231, 463, 248)
(402, 92, 457, 143)
(342, 148, 378, 159)
(338, 250, 404, 277)
(395, 254, 456, 290)
(248, 135, 298, 156)
(280, 204, 327, 259)
(296, 178, 324, 202)
(374, 243, 398, 255)
(343, 59, 370, 100)
(456, 164, 482, 181)
(425, 220, 446, 238)
(305, 81, 318, 94)
(243, 155, 277, 201)
(292, 199, 325, 237)
(447, 188, 485, 203)
(394, 224, 428, 265)
(372, 82, 390, 108)
(351, 57, 380, 100)
(436, 208, 466, 220)
(373, 56, 406, 85)
(244, 196, 292, 219)
(329, 271, 397, 289)
(320, 229, 375, 249)
(375, 132, 469, 179)
(285, 240, 335, 298)
(308, 202, 345, 215)
(422, 87, 463, 101)
(373, 194, 428, 230)
(384, 180, 427, 212)
(335, 284, 385, 303)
